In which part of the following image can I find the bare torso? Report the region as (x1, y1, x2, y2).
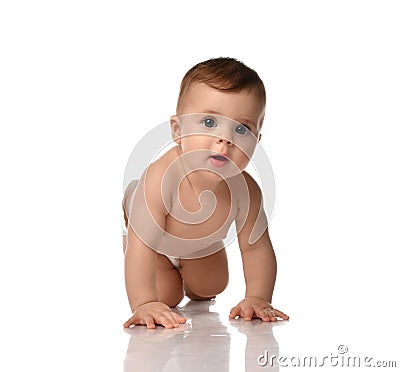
(124, 146, 243, 258)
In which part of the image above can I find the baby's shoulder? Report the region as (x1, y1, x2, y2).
(232, 171, 264, 222)
(242, 171, 262, 193)
(139, 147, 180, 206)
(143, 146, 180, 181)
(231, 170, 262, 208)
(229, 171, 261, 195)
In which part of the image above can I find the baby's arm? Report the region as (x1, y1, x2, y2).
(124, 224, 185, 329)
(123, 165, 186, 328)
(230, 173, 289, 322)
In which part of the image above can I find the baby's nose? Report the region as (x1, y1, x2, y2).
(216, 135, 233, 145)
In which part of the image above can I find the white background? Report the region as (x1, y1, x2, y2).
(1, 1, 399, 371)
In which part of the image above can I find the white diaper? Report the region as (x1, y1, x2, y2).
(166, 256, 180, 270)
(121, 217, 128, 236)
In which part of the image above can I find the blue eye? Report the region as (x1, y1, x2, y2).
(202, 117, 216, 128)
(235, 124, 249, 135)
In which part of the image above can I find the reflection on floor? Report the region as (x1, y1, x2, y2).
(124, 300, 287, 371)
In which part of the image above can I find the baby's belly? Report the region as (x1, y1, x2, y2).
(158, 212, 235, 258)
(157, 181, 238, 257)
(165, 214, 233, 240)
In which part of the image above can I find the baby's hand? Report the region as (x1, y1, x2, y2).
(123, 302, 187, 329)
(229, 296, 289, 322)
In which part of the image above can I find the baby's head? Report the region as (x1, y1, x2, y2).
(171, 57, 266, 175)
(176, 57, 265, 129)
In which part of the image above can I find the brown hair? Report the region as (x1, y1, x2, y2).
(176, 57, 266, 113)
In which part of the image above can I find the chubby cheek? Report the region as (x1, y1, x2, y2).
(180, 136, 210, 153)
(232, 157, 250, 172)
(231, 146, 254, 170)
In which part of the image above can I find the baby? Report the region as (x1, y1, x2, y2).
(123, 57, 289, 329)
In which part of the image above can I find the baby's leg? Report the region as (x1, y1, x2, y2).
(180, 248, 229, 300)
(155, 253, 184, 307)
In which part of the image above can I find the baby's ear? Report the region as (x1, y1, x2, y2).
(170, 116, 181, 144)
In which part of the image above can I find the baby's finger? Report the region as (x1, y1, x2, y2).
(144, 314, 156, 329)
(265, 309, 277, 322)
(273, 308, 289, 320)
(123, 316, 136, 328)
(165, 312, 182, 327)
(244, 307, 254, 321)
(229, 306, 241, 319)
(157, 313, 179, 328)
(255, 308, 272, 322)
(172, 312, 187, 324)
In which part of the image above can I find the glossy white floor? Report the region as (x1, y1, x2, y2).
(124, 298, 282, 372)
(123, 292, 400, 372)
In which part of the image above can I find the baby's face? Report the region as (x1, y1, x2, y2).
(171, 83, 265, 176)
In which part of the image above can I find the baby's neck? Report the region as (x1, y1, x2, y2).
(184, 170, 225, 196)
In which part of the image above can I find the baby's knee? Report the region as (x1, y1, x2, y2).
(159, 289, 184, 308)
(187, 274, 228, 298)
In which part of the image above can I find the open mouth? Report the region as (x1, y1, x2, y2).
(209, 154, 228, 168)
